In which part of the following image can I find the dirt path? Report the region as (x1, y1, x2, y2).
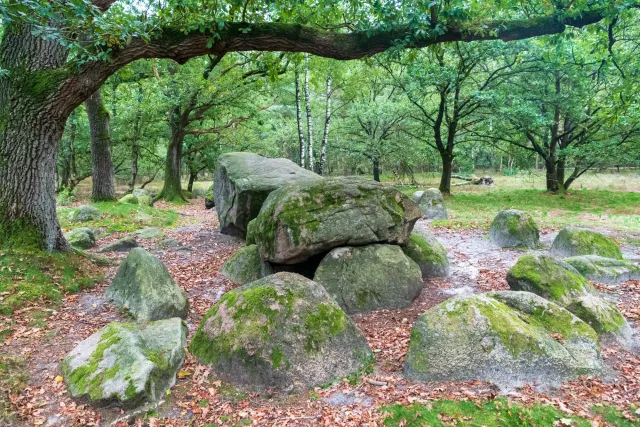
(3, 201, 639, 426)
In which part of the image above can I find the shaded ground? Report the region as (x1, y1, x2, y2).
(2, 201, 639, 426)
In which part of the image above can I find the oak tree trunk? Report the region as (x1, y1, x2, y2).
(372, 158, 381, 182)
(0, 24, 70, 250)
(85, 90, 116, 201)
(545, 158, 558, 192)
(439, 152, 454, 195)
(157, 130, 186, 203)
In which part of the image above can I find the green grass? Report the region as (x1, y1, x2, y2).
(382, 399, 637, 427)
(0, 247, 103, 315)
(398, 187, 640, 231)
(57, 202, 178, 234)
(0, 354, 28, 424)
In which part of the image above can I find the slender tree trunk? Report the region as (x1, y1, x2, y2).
(187, 171, 197, 192)
(303, 53, 314, 171)
(545, 158, 558, 192)
(372, 158, 381, 182)
(128, 84, 143, 192)
(295, 71, 307, 168)
(157, 108, 187, 202)
(0, 24, 72, 250)
(439, 152, 454, 195)
(85, 90, 116, 201)
(319, 73, 332, 176)
(58, 111, 77, 191)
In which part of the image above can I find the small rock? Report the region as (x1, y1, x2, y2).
(64, 227, 96, 249)
(98, 236, 138, 253)
(134, 227, 164, 239)
(413, 188, 448, 220)
(157, 238, 182, 250)
(69, 205, 102, 222)
(489, 209, 539, 248)
(119, 194, 139, 205)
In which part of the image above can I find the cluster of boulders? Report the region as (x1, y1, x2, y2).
(62, 248, 189, 407)
(59, 153, 636, 411)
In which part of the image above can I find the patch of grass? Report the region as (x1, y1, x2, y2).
(0, 354, 28, 424)
(57, 202, 178, 234)
(398, 188, 640, 231)
(382, 399, 593, 427)
(591, 405, 639, 427)
(0, 247, 103, 315)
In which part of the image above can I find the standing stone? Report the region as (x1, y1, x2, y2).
(64, 227, 96, 249)
(62, 318, 187, 408)
(404, 292, 604, 390)
(189, 273, 373, 390)
(551, 227, 622, 259)
(489, 209, 540, 248)
(106, 248, 188, 321)
(253, 178, 421, 264)
(213, 152, 322, 238)
(314, 244, 423, 314)
(402, 230, 449, 278)
(413, 188, 448, 220)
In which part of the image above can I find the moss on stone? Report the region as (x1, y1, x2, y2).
(551, 227, 622, 259)
(302, 303, 347, 353)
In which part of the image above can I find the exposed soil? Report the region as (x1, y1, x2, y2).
(2, 200, 639, 426)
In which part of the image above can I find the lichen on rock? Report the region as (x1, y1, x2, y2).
(221, 244, 274, 285)
(404, 292, 604, 390)
(489, 209, 539, 248)
(564, 255, 640, 285)
(402, 229, 449, 278)
(62, 318, 187, 408)
(412, 188, 448, 220)
(189, 272, 372, 390)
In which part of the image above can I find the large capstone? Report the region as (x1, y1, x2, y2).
(404, 292, 604, 390)
(221, 245, 274, 285)
(253, 178, 421, 264)
(402, 230, 449, 279)
(412, 188, 448, 220)
(189, 272, 373, 390)
(106, 248, 188, 321)
(62, 318, 187, 408)
(565, 255, 640, 285)
(507, 254, 631, 341)
(69, 205, 102, 222)
(64, 227, 96, 249)
(213, 152, 322, 238)
(489, 209, 539, 248)
(313, 244, 423, 314)
(551, 227, 622, 259)
(506, 254, 592, 306)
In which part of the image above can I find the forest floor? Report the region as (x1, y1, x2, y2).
(1, 198, 640, 426)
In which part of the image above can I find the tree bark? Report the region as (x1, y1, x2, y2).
(157, 107, 187, 203)
(372, 158, 381, 182)
(0, 24, 70, 250)
(304, 53, 314, 171)
(439, 152, 454, 195)
(319, 73, 332, 176)
(545, 158, 558, 192)
(295, 71, 306, 168)
(187, 170, 197, 192)
(58, 111, 77, 191)
(85, 90, 116, 201)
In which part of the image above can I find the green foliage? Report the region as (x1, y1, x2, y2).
(381, 399, 631, 427)
(57, 202, 177, 234)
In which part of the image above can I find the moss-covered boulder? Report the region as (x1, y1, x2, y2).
(157, 238, 183, 250)
(253, 178, 421, 264)
(64, 227, 96, 249)
(221, 245, 274, 285)
(402, 230, 449, 278)
(106, 248, 188, 321)
(189, 272, 372, 390)
(62, 318, 187, 408)
(134, 227, 164, 239)
(565, 255, 640, 285)
(551, 227, 622, 259)
(404, 292, 604, 390)
(214, 152, 322, 238)
(506, 254, 593, 306)
(412, 188, 448, 220)
(98, 236, 138, 253)
(314, 244, 423, 314)
(131, 189, 152, 206)
(507, 254, 631, 342)
(119, 194, 138, 205)
(565, 293, 632, 341)
(489, 209, 539, 248)
(69, 205, 102, 222)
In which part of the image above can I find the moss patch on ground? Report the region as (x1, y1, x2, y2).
(382, 399, 636, 426)
(0, 247, 104, 315)
(0, 354, 28, 425)
(57, 202, 178, 234)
